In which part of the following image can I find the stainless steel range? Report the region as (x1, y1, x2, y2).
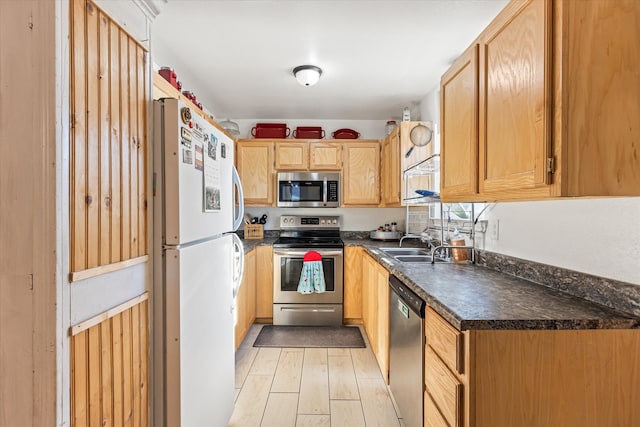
(273, 215, 344, 326)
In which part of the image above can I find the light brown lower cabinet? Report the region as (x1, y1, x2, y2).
(234, 249, 256, 350)
(424, 307, 640, 427)
(361, 252, 390, 383)
(255, 245, 274, 322)
(343, 246, 363, 323)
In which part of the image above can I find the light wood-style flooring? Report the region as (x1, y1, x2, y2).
(229, 325, 405, 427)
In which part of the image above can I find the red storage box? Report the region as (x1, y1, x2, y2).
(159, 67, 181, 90)
(293, 126, 325, 139)
(251, 123, 290, 138)
(332, 128, 360, 139)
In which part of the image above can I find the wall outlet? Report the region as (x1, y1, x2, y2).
(489, 219, 499, 240)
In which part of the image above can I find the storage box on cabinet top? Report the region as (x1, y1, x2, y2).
(293, 126, 325, 139)
(251, 123, 290, 138)
(332, 128, 360, 139)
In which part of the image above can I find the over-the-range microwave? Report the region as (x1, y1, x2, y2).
(276, 172, 340, 208)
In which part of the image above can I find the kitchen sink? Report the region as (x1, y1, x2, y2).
(380, 248, 431, 256)
(394, 255, 437, 263)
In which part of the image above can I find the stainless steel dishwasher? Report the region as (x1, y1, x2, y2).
(388, 275, 426, 427)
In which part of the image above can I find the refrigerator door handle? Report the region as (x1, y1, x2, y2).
(232, 165, 245, 232)
(231, 232, 245, 298)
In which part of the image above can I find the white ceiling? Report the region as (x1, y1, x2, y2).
(151, 0, 508, 120)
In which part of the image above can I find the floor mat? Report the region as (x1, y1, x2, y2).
(253, 325, 365, 348)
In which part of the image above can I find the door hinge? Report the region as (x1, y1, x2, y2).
(546, 157, 555, 174)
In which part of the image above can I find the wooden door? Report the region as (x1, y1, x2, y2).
(381, 130, 401, 206)
(71, 295, 149, 427)
(309, 142, 342, 170)
(478, 0, 552, 198)
(0, 1, 57, 425)
(343, 247, 363, 322)
(70, 0, 149, 276)
(275, 142, 309, 170)
(342, 142, 381, 206)
(236, 141, 274, 206)
(254, 245, 273, 321)
(440, 44, 479, 201)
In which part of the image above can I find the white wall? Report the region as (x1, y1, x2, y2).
(478, 199, 640, 285)
(419, 91, 640, 286)
(245, 207, 406, 232)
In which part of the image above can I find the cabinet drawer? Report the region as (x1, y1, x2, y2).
(425, 391, 450, 427)
(426, 307, 464, 374)
(425, 345, 463, 427)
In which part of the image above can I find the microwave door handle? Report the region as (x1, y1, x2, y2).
(323, 176, 327, 206)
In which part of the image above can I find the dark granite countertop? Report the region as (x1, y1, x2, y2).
(240, 236, 278, 254)
(356, 242, 639, 331)
(241, 236, 639, 330)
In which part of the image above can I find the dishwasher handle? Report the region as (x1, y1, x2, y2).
(389, 275, 425, 317)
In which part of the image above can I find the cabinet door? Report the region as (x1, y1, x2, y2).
(235, 249, 256, 350)
(309, 142, 342, 170)
(236, 141, 274, 206)
(374, 261, 390, 384)
(381, 130, 401, 206)
(441, 44, 479, 201)
(564, 0, 640, 196)
(361, 253, 378, 352)
(343, 247, 363, 322)
(255, 245, 273, 320)
(275, 142, 309, 170)
(479, 0, 552, 197)
(400, 122, 433, 202)
(342, 142, 381, 206)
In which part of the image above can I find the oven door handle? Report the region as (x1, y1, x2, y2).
(273, 249, 343, 257)
(280, 307, 337, 313)
(323, 176, 327, 206)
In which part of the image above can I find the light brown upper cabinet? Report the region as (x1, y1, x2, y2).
(383, 122, 434, 206)
(274, 140, 343, 171)
(440, 0, 640, 202)
(342, 141, 381, 206)
(236, 140, 274, 206)
(441, 44, 479, 200)
(381, 128, 401, 206)
(275, 141, 309, 170)
(480, 0, 552, 199)
(309, 142, 342, 170)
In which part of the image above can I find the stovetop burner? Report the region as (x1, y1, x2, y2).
(274, 215, 343, 249)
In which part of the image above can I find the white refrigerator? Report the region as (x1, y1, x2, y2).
(153, 98, 244, 427)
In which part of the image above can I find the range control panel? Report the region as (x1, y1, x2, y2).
(279, 215, 340, 229)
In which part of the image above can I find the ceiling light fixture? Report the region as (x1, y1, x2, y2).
(293, 65, 322, 87)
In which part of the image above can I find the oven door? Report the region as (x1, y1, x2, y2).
(273, 248, 343, 304)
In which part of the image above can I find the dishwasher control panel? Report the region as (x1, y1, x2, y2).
(389, 275, 425, 317)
